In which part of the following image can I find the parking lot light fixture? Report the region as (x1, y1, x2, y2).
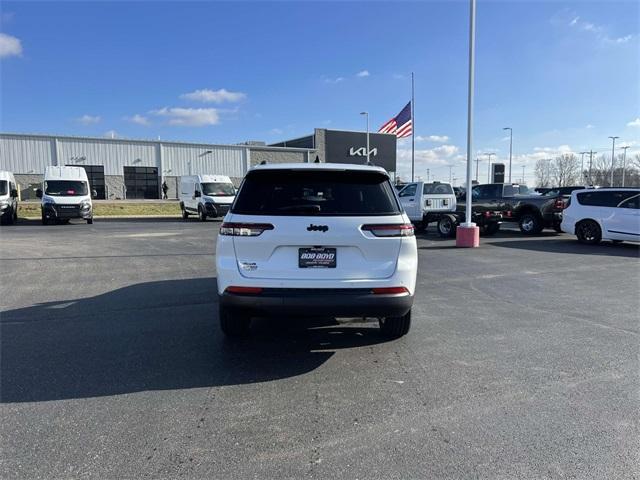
(360, 112, 370, 165)
(608, 136, 619, 186)
(485, 152, 495, 183)
(456, 0, 480, 248)
(503, 127, 512, 182)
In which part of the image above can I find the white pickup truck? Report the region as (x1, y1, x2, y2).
(397, 181, 457, 231)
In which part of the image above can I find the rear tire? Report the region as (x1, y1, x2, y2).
(576, 220, 601, 245)
(198, 205, 207, 222)
(87, 218, 93, 224)
(413, 221, 427, 233)
(481, 222, 500, 236)
(519, 213, 543, 235)
(379, 309, 412, 338)
(181, 203, 189, 219)
(219, 304, 251, 337)
(437, 215, 457, 238)
(41, 212, 48, 225)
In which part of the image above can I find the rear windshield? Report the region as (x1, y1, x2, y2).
(424, 183, 453, 195)
(232, 169, 401, 216)
(202, 182, 235, 196)
(44, 180, 88, 196)
(0, 181, 7, 196)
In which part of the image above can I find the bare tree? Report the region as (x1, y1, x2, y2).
(551, 154, 579, 186)
(534, 159, 552, 187)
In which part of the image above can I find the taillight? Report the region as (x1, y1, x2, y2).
(220, 222, 274, 236)
(554, 199, 566, 210)
(225, 286, 263, 294)
(372, 287, 409, 295)
(362, 223, 414, 237)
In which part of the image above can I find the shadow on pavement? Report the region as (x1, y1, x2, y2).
(0, 278, 387, 403)
(486, 238, 640, 258)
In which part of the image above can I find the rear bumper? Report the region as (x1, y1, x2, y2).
(220, 288, 413, 318)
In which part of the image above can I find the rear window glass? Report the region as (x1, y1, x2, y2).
(232, 169, 401, 216)
(424, 183, 453, 195)
(577, 190, 639, 207)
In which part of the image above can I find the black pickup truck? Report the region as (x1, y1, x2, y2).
(458, 183, 566, 234)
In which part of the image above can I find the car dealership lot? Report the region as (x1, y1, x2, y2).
(1, 220, 639, 479)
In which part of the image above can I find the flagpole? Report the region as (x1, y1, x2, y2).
(411, 72, 415, 182)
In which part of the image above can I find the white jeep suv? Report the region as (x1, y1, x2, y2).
(215, 163, 418, 337)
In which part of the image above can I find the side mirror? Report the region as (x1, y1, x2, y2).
(194, 191, 201, 198)
(36, 188, 43, 199)
(92, 189, 98, 198)
(10, 189, 18, 198)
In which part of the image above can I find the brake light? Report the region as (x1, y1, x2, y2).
(362, 223, 414, 237)
(505, 210, 512, 217)
(554, 199, 566, 210)
(372, 287, 409, 295)
(220, 222, 274, 236)
(225, 286, 263, 294)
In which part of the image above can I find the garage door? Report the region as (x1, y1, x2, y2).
(69, 164, 106, 199)
(124, 166, 159, 199)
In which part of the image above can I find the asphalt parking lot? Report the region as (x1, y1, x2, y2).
(1, 219, 639, 479)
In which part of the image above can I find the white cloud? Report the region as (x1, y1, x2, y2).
(76, 114, 101, 125)
(150, 107, 219, 127)
(416, 135, 449, 143)
(356, 70, 370, 77)
(585, 124, 595, 129)
(627, 118, 640, 128)
(125, 114, 150, 126)
(0, 32, 22, 58)
(322, 76, 344, 84)
(554, 9, 636, 45)
(180, 88, 247, 104)
(104, 130, 118, 138)
(269, 128, 283, 135)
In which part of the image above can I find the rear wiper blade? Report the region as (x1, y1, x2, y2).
(278, 204, 321, 213)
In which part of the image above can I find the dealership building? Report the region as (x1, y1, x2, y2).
(0, 129, 397, 200)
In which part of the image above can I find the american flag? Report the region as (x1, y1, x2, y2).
(378, 101, 412, 138)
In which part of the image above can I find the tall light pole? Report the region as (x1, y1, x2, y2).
(579, 151, 589, 184)
(448, 165, 454, 184)
(620, 145, 630, 187)
(360, 112, 370, 165)
(588, 150, 594, 185)
(521, 165, 525, 184)
(486, 152, 495, 183)
(503, 127, 513, 182)
(458, 0, 477, 245)
(608, 136, 619, 186)
(475, 157, 480, 182)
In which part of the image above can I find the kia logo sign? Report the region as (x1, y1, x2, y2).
(307, 224, 329, 232)
(348, 147, 378, 157)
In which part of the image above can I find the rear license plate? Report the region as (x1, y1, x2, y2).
(298, 247, 336, 268)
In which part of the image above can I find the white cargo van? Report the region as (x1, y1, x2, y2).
(0, 170, 19, 225)
(179, 175, 235, 221)
(37, 166, 96, 225)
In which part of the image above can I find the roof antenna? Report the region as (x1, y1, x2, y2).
(314, 155, 320, 163)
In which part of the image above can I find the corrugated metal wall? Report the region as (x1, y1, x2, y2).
(0, 134, 313, 178)
(57, 138, 157, 175)
(0, 135, 53, 173)
(162, 143, 246, 177)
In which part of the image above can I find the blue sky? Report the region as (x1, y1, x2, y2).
(1, 0, 639, 182)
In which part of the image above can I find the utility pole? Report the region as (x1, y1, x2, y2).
(579, 151, 589, 184)
(448, 165, 454, 184)
(588, 150, 594, 185)
(503, 127, 513, 183)
(486, 152, 495, 183)
(608, 136, 619, 187)
(521, 165, 525, 184)
(360, 112, 370, 165)
(475, 157, 480, 182)
(620, 145, 630, 187)
(426, 168, 430, 182)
